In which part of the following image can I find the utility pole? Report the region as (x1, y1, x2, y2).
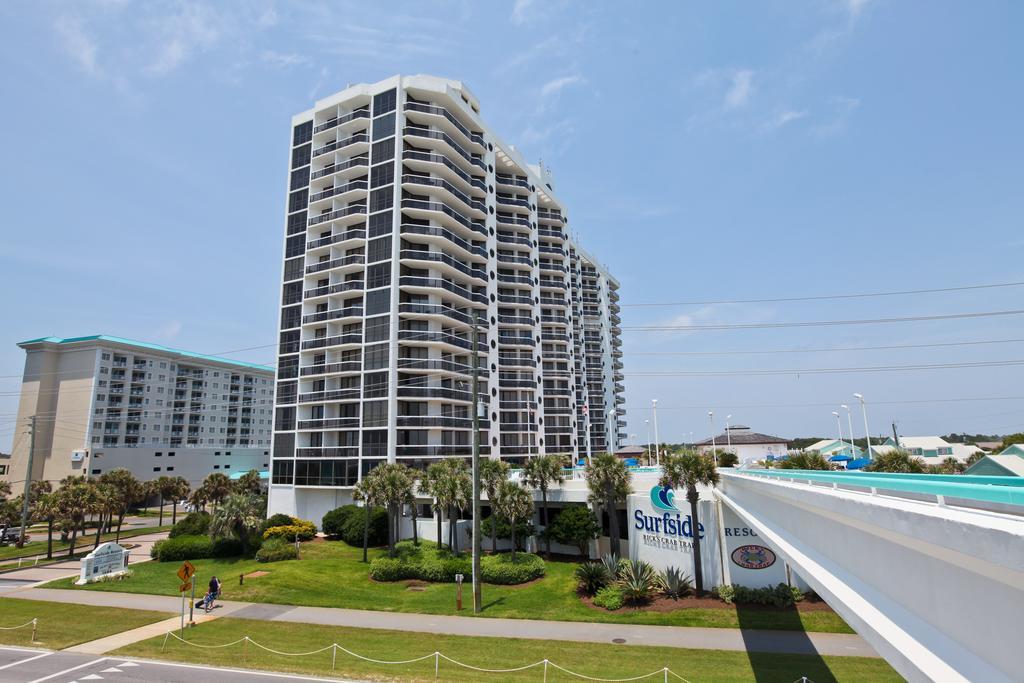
(17, 415, 37, 547)
(891, 422, 900, 448)
(470, 310, 482, 613)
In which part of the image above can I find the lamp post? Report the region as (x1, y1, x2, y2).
(651, 399, 660, 466)
(725, 414, 732, 454)
(607, 408, 617, 454)
(832, 411, 843, 456)
(853, 393, 872, 460)
(709, 411, 716, 465)
(841, 404, 855, 458)
(645, 419, 652, 465)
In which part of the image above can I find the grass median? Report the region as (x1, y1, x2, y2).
(115, 616, 898, 682)
(49, 540, 852, 633)
(0, 597, 168, 649)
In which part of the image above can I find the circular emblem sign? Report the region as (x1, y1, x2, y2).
(731, 545, 776, 570)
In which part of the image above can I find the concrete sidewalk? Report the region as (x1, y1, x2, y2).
(8, 587, 878, 658)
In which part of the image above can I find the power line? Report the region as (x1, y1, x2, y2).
(623, 309, 1024, 331)
(622, 280, 1024, 307)
(626, 359, 1024, 377)
(626, 395, 1024, 410)
(627, 338, 1024, 356)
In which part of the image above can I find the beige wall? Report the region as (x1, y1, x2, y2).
(2, 348, 96, 489)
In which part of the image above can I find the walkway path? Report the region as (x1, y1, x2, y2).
(9, 587, 878, 658)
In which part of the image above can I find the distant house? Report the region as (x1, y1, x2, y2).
(964, 454, 1024, 477)
(693, 426, 788, 465)
(999, 444, 1024, 457)
(876, 436, 978, 464)
(615, 445, 647, 461)
(972, 441, 1004, 452)
(804, 439, 863, 459)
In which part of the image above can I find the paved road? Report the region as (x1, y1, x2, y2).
(0, 646, 358, 683)
(0, 534, 168, 594)
(10, 588, 878, 658)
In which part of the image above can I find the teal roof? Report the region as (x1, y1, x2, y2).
(18, 335, 274, 373)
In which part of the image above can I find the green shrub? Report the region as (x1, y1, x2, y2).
(256, 538, 298, 563)
(340, 507, 388, 547)
(263, 519, 316, 542)
(715, 583, 803, 607)
(481, 553, 545, 584)
(368, 542, 543, 585)
(480, 516, 535, 550)
(322, 505, 357, 537)
(574, 562, 611, 595)
(211, 537, 244, 558)
(169, 512, 211, 538)
(618, 559, 662, 604)
(151, 535, 213, 562)
(263, 513, 294, 531)
(544, 506, 600, 556)
(593, 586, 624, 611)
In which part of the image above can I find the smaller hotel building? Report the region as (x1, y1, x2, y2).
(0, 336, 275, 488)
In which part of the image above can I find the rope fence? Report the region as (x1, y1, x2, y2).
(0, 618, 37, 642)
(161, 630, 695, 682)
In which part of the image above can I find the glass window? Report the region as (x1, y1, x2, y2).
(369, 187, 393, 212)
(288, 189, 308, 213)
(370, 163, 393, 188)
(280, 305, 301, 329)
(368, 235, 392, 262)
(287, 211, 307, 235)
(362, 401, 388, 427)
(373, 89, 397, 115)
(363, 371, 388, 398)
(290, 166, 310, 191)
(364, 343, 389, 370)
(372, 113, 395, 141)
(366, 289, 390, 316)
(285, 234, 305, 258)
(366, 263, 391, 289)
(371, 138, 395, 164)
(293, 121, 313, 146)
(283, 257, 304, 281)
(368, 211, 392, 238)
(364, 316, 389, 342)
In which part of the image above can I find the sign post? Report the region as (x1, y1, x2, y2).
(177, 561, 196, 637)
(189, 571, 197, 625)
(455, 573, 464, 611)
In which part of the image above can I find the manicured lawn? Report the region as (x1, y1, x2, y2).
(0, 525, 171, 562)
(116, 616, 898, 682)
(0, 597, 168, 649)
(50, 540, 852, 633)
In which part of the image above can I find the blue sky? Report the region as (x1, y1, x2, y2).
(1, 0, 1022, 451)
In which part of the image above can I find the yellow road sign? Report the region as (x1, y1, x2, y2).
(179, 581, 192, 593)
(177, 560, 196, 582)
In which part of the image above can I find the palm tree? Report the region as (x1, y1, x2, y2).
(436, 459, 471, 554)
(234, 469, 263, 496)
(58, 481, 96, 558)
(202, 473, 232, 510)
(369, 463, 415, 556)
(407, 474, 423, 546)
(169, 477, 191, 524)
(522, 454, 566, 559)
(188, 486, 209, 513)
(354, 471, 383, 563)
(660, 451, 719, 595)
(866, 449, 926, 473)
(209, 493, 264, 547)
(421, 462, 445, 549)
(778, 451, 833, 470)
(31, 493, 59, 560)
(91, 482, 117, 549)
(479, 458, 511, 553)
(493, 480, 534, 560)
(155, 475, 182, 525)
(585, 453, 631, 557)
(99, 469, 144, 542)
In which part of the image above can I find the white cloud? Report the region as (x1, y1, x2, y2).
(762, 109, 808, 131)
(145, 2, 225, 76)
(54, 15, 100, 77)
(540, 74, 583, 97)
(511, 0, 536, 25)
(724, 69, 754, 109)
(845, 0, 871, 19)
(261, 50, 309, 68)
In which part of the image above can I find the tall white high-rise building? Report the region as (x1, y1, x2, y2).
(270, 75, 623, 520)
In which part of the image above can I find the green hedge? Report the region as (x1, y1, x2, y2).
(593, 586, 624, 610)
(368, 542, 545, 584)
(263, 513, 294, 531)
(339, 507, 388, 547)
(151, 535, 244, 562)
(262, 519, 316, 542)
(715, 583, 804, 607)
(256, 538, 298, 563)
(321, 506, 356, 537)
(169, 512, 211, 538)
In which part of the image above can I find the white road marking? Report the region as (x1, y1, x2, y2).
(0, 652, 54, 670)
(28, 657, 107, 683)
(80, 675, 104, 680)
(129, 656, 351, 681)
(115, 662, 138, 667)
(100, 667, 122, 673)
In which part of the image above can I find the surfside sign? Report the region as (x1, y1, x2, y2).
(627, 484, 797, 589)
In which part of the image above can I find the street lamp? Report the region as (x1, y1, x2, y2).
(651, 399, 661, 466)
(725, 414, 732, 453)
(841, 404, 855, 457)
(709, 411, 716, 465)
(607, 408, 618, 454)
(853, 393, 872, 459)
(644, 419, 652, 466)
(832, 411, 843, 457)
